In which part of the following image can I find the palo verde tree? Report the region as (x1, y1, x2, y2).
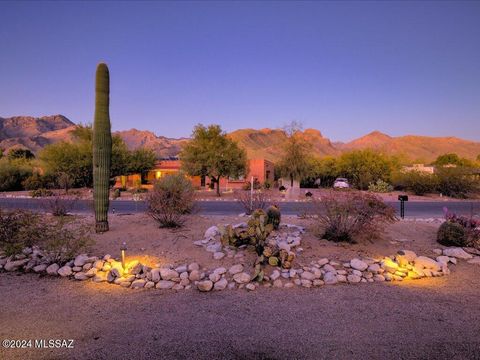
(93, 63, 112, 233)
(180, 124, 248, 196)
(276, 121, 313, 187)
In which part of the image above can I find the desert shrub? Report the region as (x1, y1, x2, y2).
(22, 172, 56, 190)
(392, 171, 437, 196)
(43, 196, 77, 216)
(437, 222, 466, 247)
(368, 179, 393, 193)
(146, 173, 195, 227)
(336, 150, 398, 190)
(112, 188, 121, 199)
(238, 190, 269, 215)
(0, 208, 93, 260)
(42, 217, 93, 263)
(266, 205, 281, 230)
(312, 191, 397, 243)
(435, 167, 478, 199)
(242, 179, 261, 191)
(0, 159, 33, 191)
(30, 188, 54, 198)
(439, 209, 480, 247)
(0, 210, 46, 255)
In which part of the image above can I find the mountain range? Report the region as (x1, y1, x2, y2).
(1, 115, 479, 163)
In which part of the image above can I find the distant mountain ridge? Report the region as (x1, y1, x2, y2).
(1, 115, 480, 163)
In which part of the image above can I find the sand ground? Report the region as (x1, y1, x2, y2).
(1, 214, 480, 359)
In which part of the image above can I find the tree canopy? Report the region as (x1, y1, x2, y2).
(39, 125, 157, 188)
(180, 124, 248, 196)
(276, 122, 314, 187)
(433, 153, 474, 168)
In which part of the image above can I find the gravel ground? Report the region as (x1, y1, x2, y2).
(1, 262, 480, 360)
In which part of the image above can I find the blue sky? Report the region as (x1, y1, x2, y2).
(0, 1, 479, 141)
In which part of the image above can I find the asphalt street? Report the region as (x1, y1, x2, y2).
(0, 197, 479, 218)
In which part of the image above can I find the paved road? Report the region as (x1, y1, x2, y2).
(1, 197, 479, 218)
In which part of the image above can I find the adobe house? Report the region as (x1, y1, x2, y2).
(115, 158, 274, 190)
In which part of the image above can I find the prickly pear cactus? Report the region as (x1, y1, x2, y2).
(93, 63, 112, 233)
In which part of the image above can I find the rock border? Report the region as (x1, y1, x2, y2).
(2, 247, 479, 292)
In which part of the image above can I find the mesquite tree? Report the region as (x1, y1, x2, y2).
(180, 124, 247, 196)
(93, 63, 112, 233)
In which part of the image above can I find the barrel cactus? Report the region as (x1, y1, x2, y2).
(93, 63, 112, 233)
(266, 205, 281, 230)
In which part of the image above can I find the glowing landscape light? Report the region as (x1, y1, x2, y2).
(120, 242, 127, 271)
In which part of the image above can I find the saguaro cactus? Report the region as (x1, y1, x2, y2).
(93, 63, 112, 233)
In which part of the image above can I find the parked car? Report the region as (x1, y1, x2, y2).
(333, 178, 350, 189)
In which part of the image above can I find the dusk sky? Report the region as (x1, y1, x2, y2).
(1, 1, 479, 141)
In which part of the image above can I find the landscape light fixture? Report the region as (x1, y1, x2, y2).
(120, 242, 127, 271)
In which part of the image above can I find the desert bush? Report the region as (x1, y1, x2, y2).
(312, 191, 397, 243)
(437, 222, 466, 247)
(368, 179, 393, 193)
(336, 150, 398, 190)
(435, 167, 478, 199)
(42, 217, 93, 263)
(0, 209, 46, 255)
(438, 209, 480, 247)
(0, 208, 93, 260)
(43, 195, 77, 216)
(266, 205, 281, 230)
(237, 190, 269, 215)
(22, 172, 56, 190)
(0, 159, 33, 191)
(392, 171, 437, 196)
(146, 173, 195, 228)
(242, 179, 261, 190)
(112, 188, 121, 199)
(30, 188, 54, 198)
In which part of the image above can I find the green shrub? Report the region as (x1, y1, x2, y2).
(392, 171, 437, 196)
(266, 205, 281, 230)
(0, 160, 33, 191)
(112, 188, 121, 199)
(435, 167, 478, 199)
(146, 173, 195, 227)
(22, 173, 49, 190)
(437, 221, 466, 247)
(368, 179, 394, 193)
(30, 188, 54, 198)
